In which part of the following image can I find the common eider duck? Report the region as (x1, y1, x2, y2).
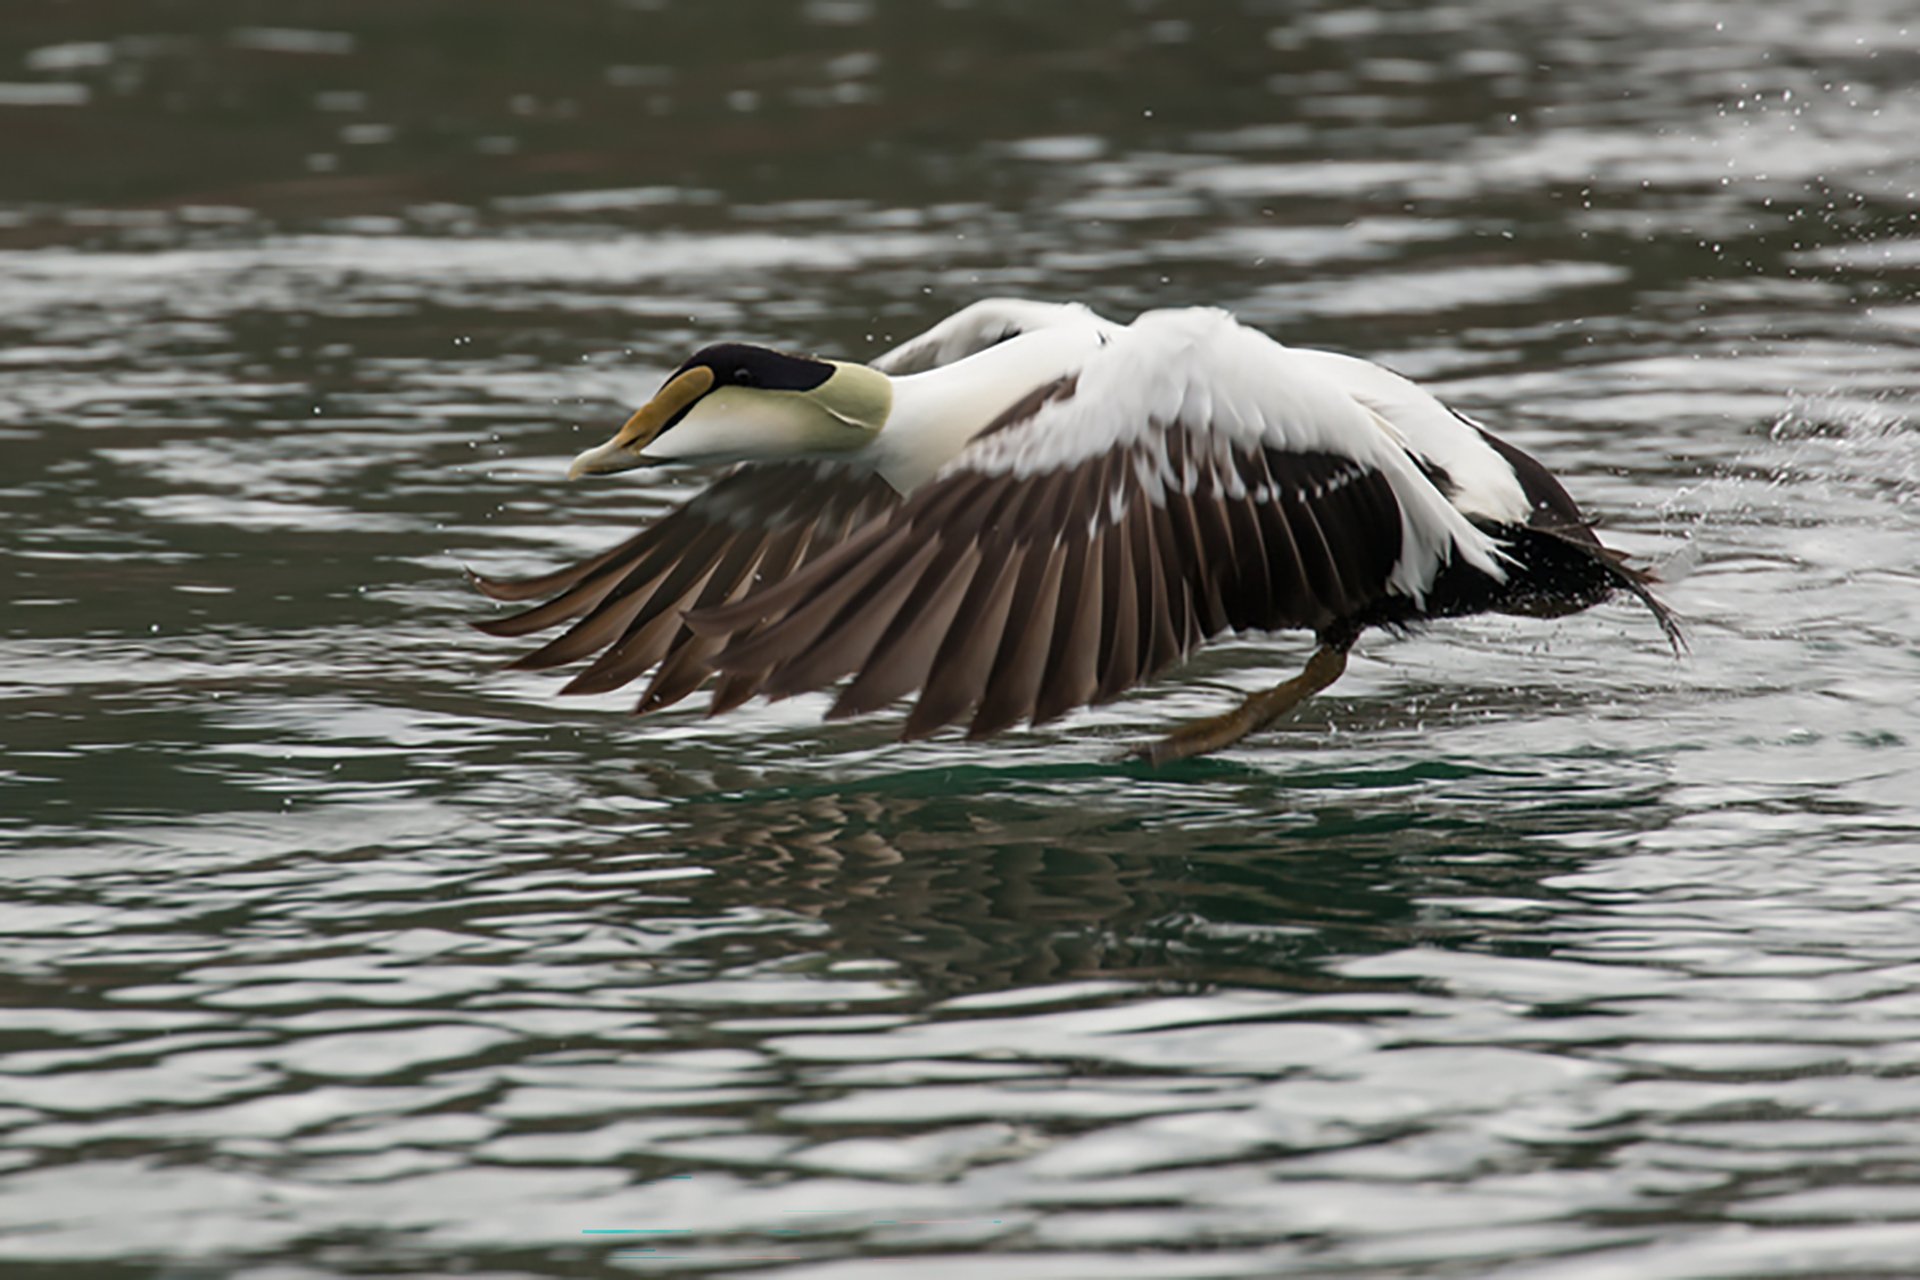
(472, 300, 1680, 764)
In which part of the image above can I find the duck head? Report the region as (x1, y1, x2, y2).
(568, 343, 892, 478)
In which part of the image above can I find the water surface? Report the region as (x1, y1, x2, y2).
(4, 1, 1920, 1276)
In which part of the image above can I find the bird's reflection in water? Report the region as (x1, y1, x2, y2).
(575, 758, 1675, 998)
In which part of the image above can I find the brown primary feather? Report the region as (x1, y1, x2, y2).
(561, 557, 726, 695)
(637, 534, 778, 713)
(472, 520, 704, 637)
(829, 542, 984, 721)
(687, 513, 898, 638)
(905, 542, 1026, 737)
(713, 459, 1061, 730)
(505, 516, 744, 671)
(1031, 524, 1105, 724)
(1253, 470, 1310, 615)
(508, 578, 660, 670)
(695, 509, 895, 717)
(468, 525, 654, 602)
(1223, 478, 1276, 630)
(474, 565, 632, 639)
(560, 521, 735, 682)
(596, 479, 903, 702)
(470, 461, 903, 710)
(968, 539, 1068, 738)
(1164, 479, 1228, 637)
(1138, 502, 1184, 672)
(757, 532, 941, 694)
(629, 530, 771, 697)
(1095, 509, 1140, 703)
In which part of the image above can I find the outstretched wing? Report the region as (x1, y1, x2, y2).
(686, 309, 1505, 739)
(471, 461, 902, 712)
(869, 298, 1119, 375)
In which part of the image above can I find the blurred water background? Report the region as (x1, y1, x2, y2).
(3, 1, 1920, 1276)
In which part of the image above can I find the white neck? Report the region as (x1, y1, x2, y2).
(865, 325, 1106, 492)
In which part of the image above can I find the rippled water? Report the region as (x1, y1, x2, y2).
(4, 1, 1920, 1276)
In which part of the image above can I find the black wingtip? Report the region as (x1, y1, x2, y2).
(1611, 561, 1688, 657)
(465, 566, 512, 602)
(467, 565, 556, 603)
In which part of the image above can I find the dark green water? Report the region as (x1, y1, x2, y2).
(5, 2, 1920, 1276)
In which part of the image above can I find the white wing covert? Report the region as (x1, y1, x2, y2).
(869, 298, 1120, 375)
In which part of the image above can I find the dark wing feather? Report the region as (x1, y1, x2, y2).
(1032, 524, 1104, 725)
(1095, 505, 1141, 703)
(904, 543, 1026, 738)
(968, 538, 1067, 738)
(469, 526, 654, 603)
(1137, 501, 1182, 673)
(688, 422, 1414, 739)
(752, 531, 939, 694)
(469, 461, 903, 711)
(1472, 425, 1597, 540)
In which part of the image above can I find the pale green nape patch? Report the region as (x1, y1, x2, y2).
(815, 361, 894, 435)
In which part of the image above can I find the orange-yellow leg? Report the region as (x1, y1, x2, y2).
(1128, 645, 1349, 766)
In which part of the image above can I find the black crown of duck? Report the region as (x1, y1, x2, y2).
(474, 299, 1680, 764)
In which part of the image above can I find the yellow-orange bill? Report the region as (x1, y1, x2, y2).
(568, 364, 716, 479)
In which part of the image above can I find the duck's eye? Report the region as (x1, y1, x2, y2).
(732, 367, 756, 386)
